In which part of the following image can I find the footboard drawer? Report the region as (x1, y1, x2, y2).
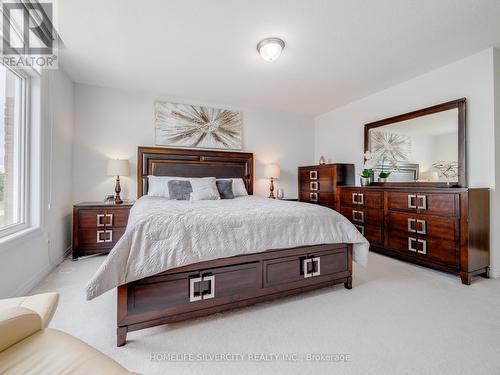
(117, 244, 353, 346)
(263, 248, 348, 288)
(125, 262, 261, 316)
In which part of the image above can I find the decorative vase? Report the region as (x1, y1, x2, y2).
(379, 177, 387, 183)
(319, 155, 326, 165)
(360, 177, 370, 186)
(276, 188, 284, 199)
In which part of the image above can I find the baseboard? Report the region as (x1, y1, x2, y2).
(11, 245, 71, 297)
(64, 246, 72, 259)
(489, 267, 499, 279)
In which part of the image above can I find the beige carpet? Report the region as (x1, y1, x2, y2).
(31, 252, 500, 375)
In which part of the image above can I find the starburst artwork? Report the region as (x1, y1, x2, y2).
(369, 131, 411, 165)
(155, 101, 242, 150)
(432, 161, 459, 184)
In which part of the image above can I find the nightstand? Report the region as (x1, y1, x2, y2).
(72, 201, 133, 259)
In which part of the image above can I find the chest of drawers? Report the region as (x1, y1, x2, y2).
(337, 186, 489, 284)
(298, 163, 354, 209)
(72, 202, 133, 259)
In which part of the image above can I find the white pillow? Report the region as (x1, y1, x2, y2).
(219, 178, 248, 196)
(147, 176, 190, 198)
(190, 177, 221, 201)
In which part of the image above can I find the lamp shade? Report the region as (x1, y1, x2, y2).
(419, 171, 439, 182)
(107, 159, 130, 176)
(264, 163, 280, 178)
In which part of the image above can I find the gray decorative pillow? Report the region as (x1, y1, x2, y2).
(167, 180, 192, 200)
(216, 179, 234, 199)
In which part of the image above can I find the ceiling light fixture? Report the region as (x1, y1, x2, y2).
(257, 37, 285, 62)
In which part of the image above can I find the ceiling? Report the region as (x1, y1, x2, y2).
(58, 0, 500, 116)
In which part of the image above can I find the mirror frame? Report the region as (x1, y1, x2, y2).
(364, 98, 466, 188)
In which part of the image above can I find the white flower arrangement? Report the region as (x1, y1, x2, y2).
(363, 151, 377, 170)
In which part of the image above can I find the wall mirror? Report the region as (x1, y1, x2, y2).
(364, 98, 466, 187)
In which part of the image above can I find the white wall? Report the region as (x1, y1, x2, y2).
(0, 68, 74, 297)
(409, 135, 435, 173)
(315, 48, 498, 276)
(72, 84, 314, 203)
(434, 133, 459, 164)
(494, 49, 500, 280)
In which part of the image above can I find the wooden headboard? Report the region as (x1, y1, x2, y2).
(137, 147, 254, 198)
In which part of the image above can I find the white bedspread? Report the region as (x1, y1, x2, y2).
(86, 196, 369, 300)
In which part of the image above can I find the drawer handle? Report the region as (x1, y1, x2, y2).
(417, 195, 427, 210)
(310, 170, 318, 180)
(106, 214, 113, 226)
(408, 237, 417, 252)
(303, 258, 313, 278)
(416, 219, 426, 235)
(407, 218, 416, 233)
(202, 274, 215, 300)
(96, 230, 105, 243)
(96, 214, 105, 227)
(408, 194, 417, 209)
(417, 239, 427, 254)
(303, 257, 321, 278)
(358, 193, 364, 205)
(105, 230, 113, 243)
(408, 218, 426, 234)
(352, 210, 364, 223)
(352, 193, 364, 205)
(310, 181, 318, 191)
(189, 276, 203, 302)
(310, 192, 318, 202)
(311, 257, 320, 277)
(355, 224, 364, 235)
(189, 274, 215, 302)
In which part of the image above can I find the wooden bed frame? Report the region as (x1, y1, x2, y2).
(116, 147, 353, 346)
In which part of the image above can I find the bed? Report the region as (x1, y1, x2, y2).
(85, 147, 369, 346)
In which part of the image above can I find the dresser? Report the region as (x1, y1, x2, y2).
(72, 202, 133, 259)
(298, 163, 355, 209)
(337, 186, 489, 284)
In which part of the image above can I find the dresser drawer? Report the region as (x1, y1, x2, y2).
(78, 209, 108, 228)
(78, 227, 126, 248)
(388, 211, 458, 242)
(301, 179, 332, 192)
(130, 262, 261, 314)
(300, 167, 332, 181)
(107, 209, 130, 227)
(387, 230, 412, 255)
(387, 230, 458, 267)
(339, 190, 383, 209)
(299, 191, 334, 206)
(263, 248, 348, 288)
(78, 208, 129, 228)
(353, 223, 383, 247)
(387, 192, 458, 216)
(263, 255, 306, 287)
(340, 206, 383, 225)
(415, 237, 458, 267)
(299, 169, 333, 192)
(422, 216, 459, 241)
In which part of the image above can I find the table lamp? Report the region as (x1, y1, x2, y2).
(419, 171, 439, 182)
(107, 159, 130, 204)
(264, 163, 280, 199)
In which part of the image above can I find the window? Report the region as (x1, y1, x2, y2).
(0, 64, 27, 237)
